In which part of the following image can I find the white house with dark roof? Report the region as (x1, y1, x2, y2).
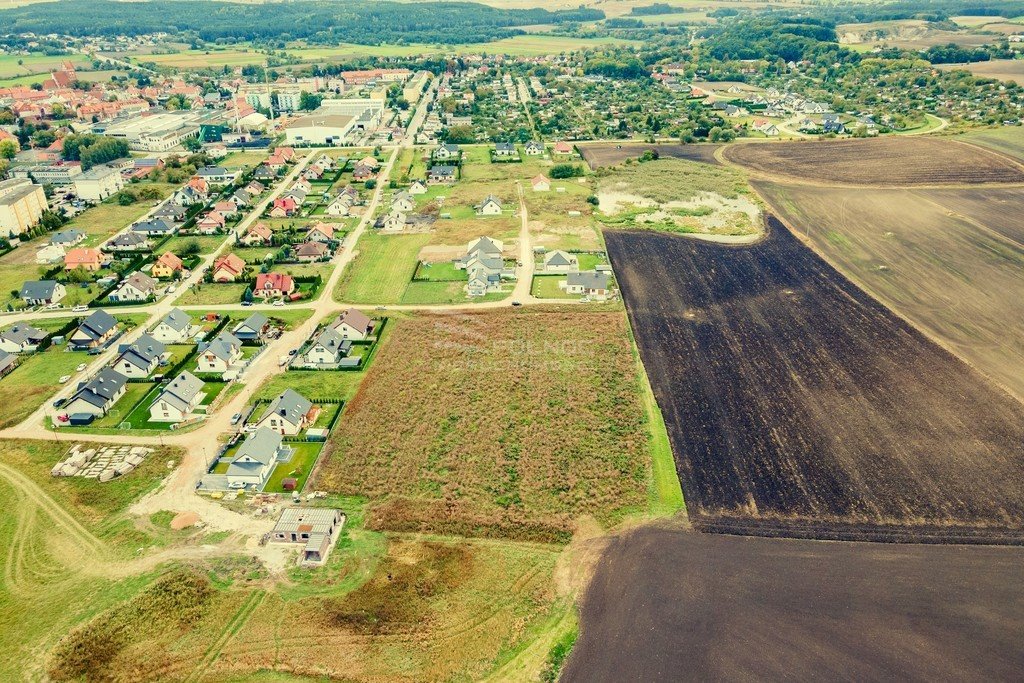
(196, 331, 242, 375)
(232, 312, 269, 343)
(542, 250, 579, 274)
(149, 371, 205, 422)
(109, 272, 158, 303)
(0, 324, 47, 353)
(63, 368, 127, 417)
(20, 280, 66, 306)
(331, 307, 373, 340)
(70, 310, 119, 350)
(475, 195, 503, 216)
(254, 389, 318, 435)
(151, 308, 194, 343)
(560, 271, 613, 301)
(226, 426, 291, 489)
(112, 333, 166, 378)
(303, 326, 352, 367)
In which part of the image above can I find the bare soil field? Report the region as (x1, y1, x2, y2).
(606, 222, 1024, 541)
(563, 526, 1024, 682)
(314, 309, 652, 542)
(579, 141, 722, 170)
(938, 58, 1024, 82)
(757, 182, 1024, 400)
(723, 137, 1024, 185)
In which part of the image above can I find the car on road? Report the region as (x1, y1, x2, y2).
(76, 363, 87, 372)
(72, 305, 88, 313)
(228, 481, 247, 490)
(58, 375, 71, 384)
(52, 398, 66, 409)
(272, 300, 285, 307)
(511, 300, 522, 307)
(241, 301, 253, 307)
(288, 348, 298, 356)
(230, 412, 242, 425)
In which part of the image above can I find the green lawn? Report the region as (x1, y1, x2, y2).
(221, 150, 269, 170)
(253, 370, 365, 403)
(65, 194, 172, 247)
(264, 442, 323, 493)
(119, 379, 227, 430)
(0, 52, 91, 79)
(91, 382, 156, 428)
(175, 283, 246, 305)
(335, 232, 430, 304)
(531, 275, 566, 299)
(0, 349, 83, 428)
(158, 236, 226, 256)
(312, 402, 343, 429)
(413, 261, 462, 281)
(576, 253, 608, 271)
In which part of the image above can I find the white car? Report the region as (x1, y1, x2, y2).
(58, 375, 71, 384)
(72, 305, 88, 313)
(272, 300, 285, 307)
(76, 363, 87, 372)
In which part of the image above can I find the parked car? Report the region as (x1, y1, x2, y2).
(272, 300, 285, 307)
(72, 305, 88, 313)
(58, 375, 71, 384)
(76, 363, 87, 372)
(511, 300, 522, 307)
(230, 412, 242, 425)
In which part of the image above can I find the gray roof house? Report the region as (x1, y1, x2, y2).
(112, 333, 166, 378)
(131, 217, 176, 236)
(303, 326, 353, 367)
(152, 202, 187, 221)
(106, 231, 151, 252)
(226, 426, 290, 489)
(561, 271, 613, 300)
(152, 308, 194, 343)
(20, 280, 66, 306)
(270, 507, 345, 565)
(50, 229, 85, 246)
(63, 368, 127, 417)
(0, 324, 47, 353)
(149, 370, 205, 422)
(196, 331, 242, 374)
(232, 312, 269, 342)
(109, 271, 157, 303)
(70, 310, 119, 350)
(254, 388, 315, 435)
(0, 349, 18, 378)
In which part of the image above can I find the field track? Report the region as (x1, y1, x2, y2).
(563, 526, 1024, 682)
(607, 220, 1024, 542)
(722, 136, 1024, 186)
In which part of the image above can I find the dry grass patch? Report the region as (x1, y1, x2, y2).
(316, 309, 652, 542)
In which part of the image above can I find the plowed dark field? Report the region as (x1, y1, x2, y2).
(607, 221, 1024, 540)
(563, 527, 1024, 682)
(579, 142, 721, 170)
(722, 137, 1024, 185)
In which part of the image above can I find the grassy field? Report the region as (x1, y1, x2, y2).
(158, 236, 226, 256)
(597, 158, 763, 236)
(0, 348, 83, 428)
(335, 232, 430, 304)
(0, 53, 91, 79)
(253, 370, 365, 403)
(315, 309, 654, 542)
(960, 126, 1024, 162)
(530, 275, 566, 298)
(175, 283, 247, 305)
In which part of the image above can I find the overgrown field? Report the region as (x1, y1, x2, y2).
(580, 142, 722, 170)
(608, 221, 1024, 541)
(596, 158, 762, 236)
(723, 137, 1024, 185)
(316, 309, 653, 542)
(759, 181, 1024, 400)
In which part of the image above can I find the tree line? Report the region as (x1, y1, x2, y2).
(0, 0, 604, 44)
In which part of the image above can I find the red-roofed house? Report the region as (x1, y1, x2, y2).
(253, 272, 295, 299)
(212, 253, 246, 282)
